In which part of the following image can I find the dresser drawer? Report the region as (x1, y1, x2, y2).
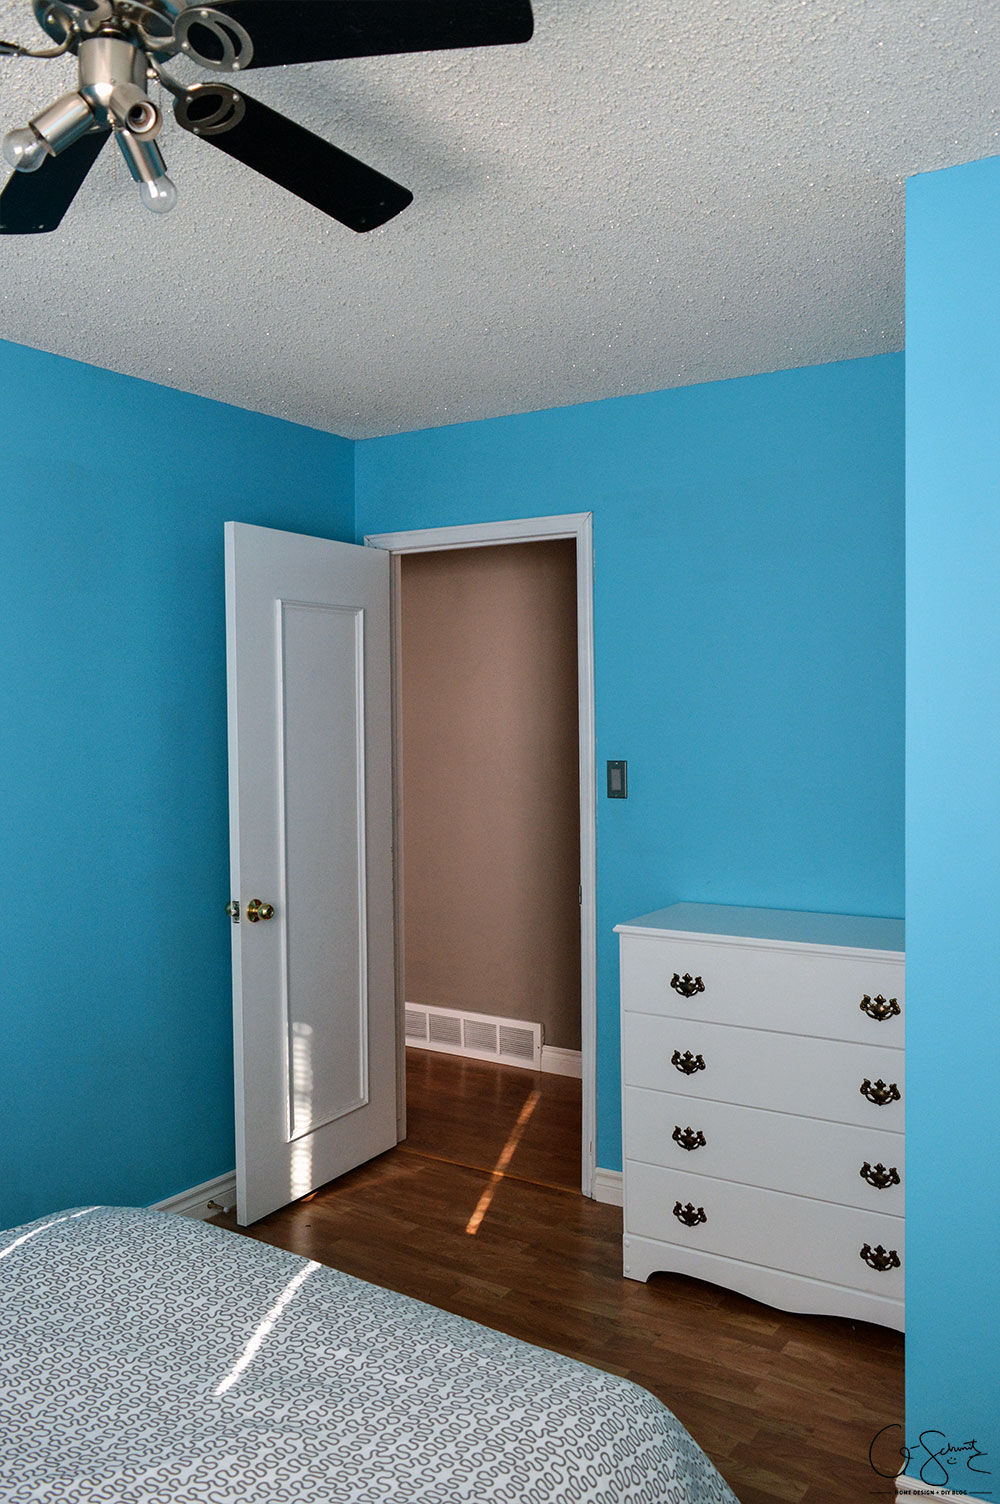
(624, 1086, 904, 1214)
(623, 1013, 904, 1129)
(625, 1161, 904, 1299)
(621, 933, 904, 1046)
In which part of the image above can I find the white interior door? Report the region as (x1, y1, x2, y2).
(225, 521, 396, 1225)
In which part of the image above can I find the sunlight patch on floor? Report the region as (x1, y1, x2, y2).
(465, 1088, 542, 1235)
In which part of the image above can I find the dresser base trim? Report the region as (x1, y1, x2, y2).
(622, 1232, 904, 1331)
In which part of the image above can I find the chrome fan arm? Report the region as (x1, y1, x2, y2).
(0, 33, 73, 57)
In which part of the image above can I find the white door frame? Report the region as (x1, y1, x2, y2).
(364, 514, 597, 1200)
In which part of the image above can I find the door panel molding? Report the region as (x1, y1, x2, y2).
(364, 514, 598, 1200)
(277, 599, 369, 1141)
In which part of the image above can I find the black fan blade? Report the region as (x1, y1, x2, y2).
(175, 84, 412, 231)
(0, 129, 108, 234)
(197, 0, 533, 70)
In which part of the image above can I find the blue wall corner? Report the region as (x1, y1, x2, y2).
(0, 340, 354, 1228)
(355, 354, 906, 1172)
(905, 156, 1000, 1495)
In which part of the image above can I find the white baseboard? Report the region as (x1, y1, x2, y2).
(593, 1168, 623, 1206)
(405, 1002, 582, 1078)
(151, 1172, 237, 1220)
(540, 1046, 582, 1078)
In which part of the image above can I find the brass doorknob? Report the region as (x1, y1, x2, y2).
(245, 899, 275, 923)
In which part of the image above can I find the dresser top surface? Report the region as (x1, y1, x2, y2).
(615, 902, 904, 955)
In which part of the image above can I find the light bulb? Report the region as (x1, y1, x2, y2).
(2, 127, 50, 173)
(138, 174, 177, 215)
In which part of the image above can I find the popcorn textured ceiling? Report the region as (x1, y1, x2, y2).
(0, 1, 997, 439)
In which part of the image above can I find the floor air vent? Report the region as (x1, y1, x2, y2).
(404, 1007, 428, 1042)
(428, 1011, 463, 1047)
(405, 1003, 542, 1070)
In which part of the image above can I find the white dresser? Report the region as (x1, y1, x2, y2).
(616, 903, 905, 1330)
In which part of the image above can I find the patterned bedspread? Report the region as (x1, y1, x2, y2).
(0, 1206, 738, 1503)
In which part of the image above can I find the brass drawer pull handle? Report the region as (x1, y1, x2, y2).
(860, 1078, 901, 1106)
(860, 1243, 901, 1272)
(671, 1050, 706, 1075)
(671, 972, 705, 999)
(860, 994, 901, 1022)
(860, 1161, 901, 1190)
(673, 1201, 707, 1227)
(672, 1125, 707, 1152)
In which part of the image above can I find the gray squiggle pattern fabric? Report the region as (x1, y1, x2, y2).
(0, 1207, 738, 1503)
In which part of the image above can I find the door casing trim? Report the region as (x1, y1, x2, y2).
(364, 514, 598, 1199)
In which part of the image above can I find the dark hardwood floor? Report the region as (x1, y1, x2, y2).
(401, 1048, 583, 1190)
(211, 1051, 904, 1504)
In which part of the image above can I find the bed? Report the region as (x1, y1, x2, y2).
(0, 1206, 738, 1503)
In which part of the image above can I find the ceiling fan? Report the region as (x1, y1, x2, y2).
(0, 0, 534, 234)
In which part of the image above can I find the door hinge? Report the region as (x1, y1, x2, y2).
(578, 885, 583, 904)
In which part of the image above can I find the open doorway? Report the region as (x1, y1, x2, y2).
(364, 514, 597, 1199)
(398, 539, 581, 1192)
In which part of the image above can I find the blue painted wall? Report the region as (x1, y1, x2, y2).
(905, 158, 1000, 1496)
(1, 340, 906, 1223)
(355, 354, 906, 1170)
(0, 339, 354, 1230)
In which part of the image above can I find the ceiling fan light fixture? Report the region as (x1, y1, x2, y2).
(108, 84, 162, 138)
(1, 0, 534, 233)
(17, 88, 96, 162)
(115, 127, 177, 214)
(2, 125, 51, 172)
(138, 173, 177, 213)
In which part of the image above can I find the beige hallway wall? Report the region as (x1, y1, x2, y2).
(400, 539, 581, 1050)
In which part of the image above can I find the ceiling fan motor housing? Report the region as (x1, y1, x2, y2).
(33, 0, 184, 53)
(33, 0, 251, 69)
